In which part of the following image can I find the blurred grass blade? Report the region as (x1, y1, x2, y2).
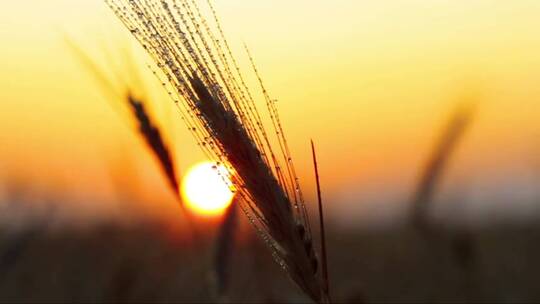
(412, 104, 475, 230)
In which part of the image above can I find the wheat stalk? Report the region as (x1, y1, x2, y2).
(212, 199, 238, 300)
(410, 104, 477, 300)
(105, 0, 329, 302)
(411, 104, 474, 232)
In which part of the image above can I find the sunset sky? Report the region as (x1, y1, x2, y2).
(1, 1, 539, 225)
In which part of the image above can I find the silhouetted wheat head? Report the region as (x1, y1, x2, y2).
(127, 95, 180, 197)
(65, 39, 181, 199)
(105, 0, 329, 302)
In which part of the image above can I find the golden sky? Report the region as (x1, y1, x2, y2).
(1, 1, 539, 221)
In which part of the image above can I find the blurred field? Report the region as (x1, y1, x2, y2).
(0, 198, 539, 303)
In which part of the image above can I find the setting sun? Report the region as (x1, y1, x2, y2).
(181, 161, 234, 217)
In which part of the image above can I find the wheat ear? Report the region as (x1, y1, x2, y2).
(105, 0, 329, 301)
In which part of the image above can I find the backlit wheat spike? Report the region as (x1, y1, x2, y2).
(202, 0, 277, 170)
(179, 0, 290, 193)
(66, 39, 182, 199)
(105, 0, 328, 302)
(244, 43, 309, 228)
(66, 38, 196, 227)
(127, 95, 180, 198)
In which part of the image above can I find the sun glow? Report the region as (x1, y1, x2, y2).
(181, 161, 234, 217)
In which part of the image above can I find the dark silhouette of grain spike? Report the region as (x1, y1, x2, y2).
(212, 200, 238, 299)
(66, 39, 180, 197)
(188, 73, 324, 301)
(127, 95, 180, 198)
(106, 0, 330, 301)
(65, 38, 188, 212)
(411, 104, 475, 231)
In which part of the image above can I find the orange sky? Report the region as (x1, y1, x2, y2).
(1, 1, 539, 223)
